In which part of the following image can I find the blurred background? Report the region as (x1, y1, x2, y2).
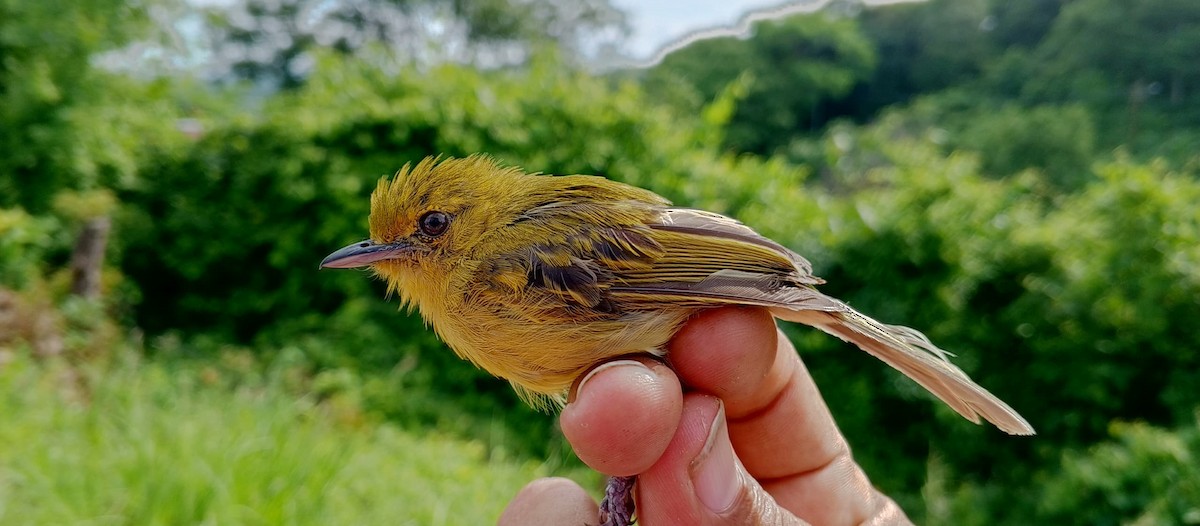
(2, 0, 1199, 523)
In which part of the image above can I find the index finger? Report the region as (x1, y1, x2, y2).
(668, 307, 900, 524)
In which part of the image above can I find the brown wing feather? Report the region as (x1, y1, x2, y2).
(650, 209, 822, 284)
(486, 205, 1034, 435)
(774, 307, 1034, 435)
(625, 208, 1034, 435)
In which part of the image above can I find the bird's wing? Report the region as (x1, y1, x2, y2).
(478, 206, 1032, 435)
(602, 208, 839, 310)
(481, 207, 840, 313)
(642, 209, 1034, 435)
(648, 208, 820, 281)
(515, 207, 1034, 435)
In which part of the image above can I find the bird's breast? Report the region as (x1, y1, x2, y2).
(431, 294, 692, 395)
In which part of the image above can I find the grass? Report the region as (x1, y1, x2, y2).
(0, 348, 596, 525)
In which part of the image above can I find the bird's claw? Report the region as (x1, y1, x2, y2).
(597, 475, 636, 526)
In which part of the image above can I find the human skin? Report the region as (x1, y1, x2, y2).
(497, 306, 911, 525)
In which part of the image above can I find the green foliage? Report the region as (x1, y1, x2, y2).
(1004, 0, 1200, 156)
(859, 96, 1099, 188)
(252, 301, 569, 462)
(1029, 0, 1200, 103)
(117, 119, 372, 338)
(986, 0, 1067, 50)
(0, 348, 595, 525)
(854, 0, 993, 109)
(52, 189, 119, 222)
(796, 122, 1200, 518)
(955, 103, 1096, 184)
(0, 208, 60, 288)
(1038, 418, 1200, 525)
(1029, 159, 1200, 431)
(648, 0, 1200, 165)
(921, 417, 1200, 525)
(643, 13, 875, 154)
(0, 0, 180, 212)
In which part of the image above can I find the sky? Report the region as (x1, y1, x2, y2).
(609, 0, 919, 67)
(612, 0, 789, 56)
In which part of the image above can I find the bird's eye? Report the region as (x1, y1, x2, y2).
(418, 211, 450, 237)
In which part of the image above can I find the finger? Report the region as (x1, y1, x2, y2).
(636, 393, 809, 526)
(497, 477, 598, 526)
(669, 307, 903, 524)
(669, 307, 841, 477)
(560, 358, 683, 476)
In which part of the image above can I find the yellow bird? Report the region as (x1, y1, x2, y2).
(322, 154, 1033, 523)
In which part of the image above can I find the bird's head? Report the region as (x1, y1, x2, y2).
(320, 155, 528, 298)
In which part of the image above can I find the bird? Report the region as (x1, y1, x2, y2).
(321, 154, 1034, 525)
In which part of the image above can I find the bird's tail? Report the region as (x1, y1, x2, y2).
(772, 303, 1034, 436)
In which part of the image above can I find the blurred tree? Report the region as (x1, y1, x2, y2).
(799, 93, 1099, 190)
(985, 0, 1066, 50)
(797, 118, 1200, 517)
(0, 0, 173, 212)
(847, 0, 993, 118)
(1027, 0, 1200, 112)
(954, 103, 1096, 186)
(643, 13, 875, 155)
(203, 0, 627, 88)
(0, 208, 60, 289)
(1038, 419, 1200, 524)
(53, 190, 119, 299)
(638, 35, 758, 116)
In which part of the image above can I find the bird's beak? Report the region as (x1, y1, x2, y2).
(320, 239, 416, 269)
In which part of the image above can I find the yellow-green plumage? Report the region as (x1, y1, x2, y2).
(327, 154, 1033, 435)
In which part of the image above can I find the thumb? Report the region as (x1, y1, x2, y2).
(636, 394, 809, 526)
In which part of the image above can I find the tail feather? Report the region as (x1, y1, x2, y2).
(772, 304, 1034, 436)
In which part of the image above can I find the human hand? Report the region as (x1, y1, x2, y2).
(498, 307, 911, 525)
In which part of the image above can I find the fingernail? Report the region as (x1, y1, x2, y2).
(690, 400, 741, 514)
(571, 360, 651, 403)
